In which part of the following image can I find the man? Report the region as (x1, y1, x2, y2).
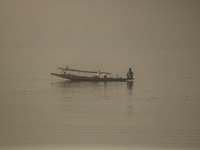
(127, 68, 134, 79)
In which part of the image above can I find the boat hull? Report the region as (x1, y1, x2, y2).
(50, 73, 132, 82)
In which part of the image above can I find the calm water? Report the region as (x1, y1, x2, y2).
(0, 78, 200, 150)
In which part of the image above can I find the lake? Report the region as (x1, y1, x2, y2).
(0, 78, 200, 150)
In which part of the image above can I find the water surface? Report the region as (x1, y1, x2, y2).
(0, 78, 200, 150)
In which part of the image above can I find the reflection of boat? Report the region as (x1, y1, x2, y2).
(50, 66, 134, 82)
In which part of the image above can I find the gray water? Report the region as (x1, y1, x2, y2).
(0, 78, 200, 150)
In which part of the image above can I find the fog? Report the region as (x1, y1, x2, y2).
(0, 0, 200, 80)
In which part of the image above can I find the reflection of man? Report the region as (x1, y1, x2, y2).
(127, 68, 134, 79)
(127, 81, 133, 89)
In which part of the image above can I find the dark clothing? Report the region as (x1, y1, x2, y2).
(127, 69, 134, 79)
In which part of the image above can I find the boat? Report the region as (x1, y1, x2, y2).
(50, 66, 134, 82)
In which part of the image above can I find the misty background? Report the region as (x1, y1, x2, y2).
(0, 1, 200, 150)
(0, 0, 200, 80)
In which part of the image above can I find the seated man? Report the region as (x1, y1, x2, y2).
(103, 74, 107, 79)
(93, 71, 100, 78)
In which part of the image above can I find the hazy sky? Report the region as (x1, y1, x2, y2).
(0, 0, 200, 80)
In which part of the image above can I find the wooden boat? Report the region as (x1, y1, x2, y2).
(50, 66, 134, 82)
